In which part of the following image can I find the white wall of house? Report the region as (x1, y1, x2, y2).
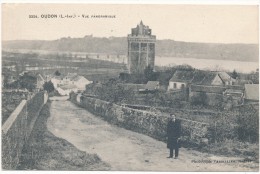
(168, 81, 187, 91)
(212, 75, 233, 86)
(51, 78, 63, 89)
(73, 76, 92, 91)
(57, 87, 77, 96)
(212, 75, 224, 86)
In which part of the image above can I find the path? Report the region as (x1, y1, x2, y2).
(47, 97, 257, 171)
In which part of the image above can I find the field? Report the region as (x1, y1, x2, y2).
(2, 91, 29, 125)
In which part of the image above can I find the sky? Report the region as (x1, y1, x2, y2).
(2, 4, 259, 43)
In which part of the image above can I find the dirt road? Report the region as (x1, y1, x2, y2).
(47, 97, 258, 171)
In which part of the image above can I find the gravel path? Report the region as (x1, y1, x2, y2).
(47, 97, 258, 171)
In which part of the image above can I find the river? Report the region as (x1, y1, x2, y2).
(4, 49, 258, 73)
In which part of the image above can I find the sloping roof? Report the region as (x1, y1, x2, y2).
(197, 72, 217, 85)
(37, 74, 46, 81)
(59, 84, 77, 90)
(169, 70, 234, 86)
(169, 70, 195, 83)
(218, 72, 235, 83)
(71, 75, 89, 82)
(52, 75, 63, 80)
(244, 84, 259, 101)
(146, 81, 159, 90)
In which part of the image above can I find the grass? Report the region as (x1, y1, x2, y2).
(199, 139, 259, 163)
(17, 102, 110, 170)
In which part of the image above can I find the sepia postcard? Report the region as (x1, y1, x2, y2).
(1, 2, 259, 172)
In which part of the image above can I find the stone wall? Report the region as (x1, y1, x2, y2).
(70, 93, 209, 146)
(2, 91, 48, 170)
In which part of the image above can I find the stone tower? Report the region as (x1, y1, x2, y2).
(127, 21, 156, 74)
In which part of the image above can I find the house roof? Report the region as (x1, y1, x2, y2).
(169, 70, 195, 83)
(169, 70, 234, 86)
(37, 74, 46, 81)
(244, 84, 259, 101)
(197, 72, 216, 85)
(59, 84, 77, 90)
(146, 81, 159, 90)
(218, 72, 235, 83)
(52, 75, 63, 80)
(71, 75, 89, 82)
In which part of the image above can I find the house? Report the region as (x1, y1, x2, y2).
(51, 75, 64, 88)
(63, 73, 77, 84)
(57, 84, 78, 96)
(51, 73, 92, 95)
(244, 84, 259, 103)
(137, 81, 160, 94)
(168, 70, 194, 91)
(70, 75, 92, 91)
(145, 81, 160, 91)
(168, 70, 235, 91)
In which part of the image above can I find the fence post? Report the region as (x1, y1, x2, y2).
(214, 121, 217, 143)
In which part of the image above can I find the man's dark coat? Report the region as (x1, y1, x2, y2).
(167, 120, 181, 149)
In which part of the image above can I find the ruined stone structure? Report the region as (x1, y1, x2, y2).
(127, 21, 156, 74)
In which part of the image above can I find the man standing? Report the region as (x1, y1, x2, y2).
(167, 114, 181, 159)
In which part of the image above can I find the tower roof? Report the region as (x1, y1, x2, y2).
(130, 21, 152, 36)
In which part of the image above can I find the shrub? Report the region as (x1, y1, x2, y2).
(236, 104, 259, 143)
(191, 92, 208, 106)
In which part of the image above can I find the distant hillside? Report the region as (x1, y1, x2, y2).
(3, 36, 259, 62)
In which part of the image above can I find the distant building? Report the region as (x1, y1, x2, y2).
(127, 21, 156, 74)
(57, 84, 78, 96)
(70, 75, 92, 91)
(51, 73, 92, 95)
(51, 76, 64, 88)
(145, 81, 160, 91)
(168, 70, 236, 91)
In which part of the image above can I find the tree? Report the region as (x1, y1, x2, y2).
(97, 79, 135, 103)
(19, 73, 37, 92)
(191, 92, 208, 106)
(144, 65, 156, 82)
(231, 70, 239, 79)
(43, 81, 55, 93)
(54, 70, 61, 76)
(249, 71, 259, 84)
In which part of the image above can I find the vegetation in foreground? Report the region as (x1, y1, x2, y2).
(17, 103, 110, 170)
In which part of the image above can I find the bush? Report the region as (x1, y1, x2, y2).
(236, 104, 259, 143)
(43, 81, 55, 93)
(190, 92, 208, 106)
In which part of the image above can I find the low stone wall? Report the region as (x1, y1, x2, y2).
(2, 91, 48, 170)
(70, 93, 209, 146)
